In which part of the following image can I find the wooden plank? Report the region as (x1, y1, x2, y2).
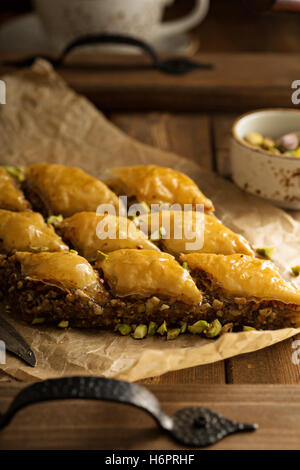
(2, 53, 299, 111)
(111, 112, 224, 385)
(111, 113, 214, 170)
(226, 334, 300, 384)
(1, 383, 300, 449)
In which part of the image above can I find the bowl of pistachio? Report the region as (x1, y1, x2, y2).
(231, 108, 300, 210)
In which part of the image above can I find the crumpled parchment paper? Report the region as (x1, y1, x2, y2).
(0, 59, 300, 382)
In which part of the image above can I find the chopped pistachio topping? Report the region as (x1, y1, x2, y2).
(182, 261, 190, 272)
(4, 165, 25, 183)
(58, 320, 69, 328)
(205, 319, 222, 338)
(137, 304, 146, 313)
(160, 304, 170, 311)
(242, 325, 256, 332)
(47, 214, 64, 227)
(180, 322, 187, 333)
(30, 246, 43, 252)
(188, 320, 209, 335)
(116, 324, 132, 336)
(157, 320, 167, 336)
(69, 249, 78, 255)
(97, 250, 109, 259)
(291, 265, 300, 277)
(255, 247, 274, 259)
(148, 321, 158, 336)
(167, 328, 181, 341)
(132, 324, 148, 339)
(32, 317, 45, 325)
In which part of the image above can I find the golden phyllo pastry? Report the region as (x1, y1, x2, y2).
(107, 165, 214, 213)
(138, 210, 254, 256)
(181, 253, 300, 329)
(0, 167, 30, 212)
(0, 210, 68, 254)
(59, 212, 159, 262)
(24, 163, 120, 217)
(96, 249, 202, 305)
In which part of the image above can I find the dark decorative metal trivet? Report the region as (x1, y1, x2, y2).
(0, 376, 257, 447)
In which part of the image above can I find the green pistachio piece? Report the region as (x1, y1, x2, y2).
(47, 214, 64, 227)
(137, 304, 146, 313)
(245, 132, 263, 146)
(160, 304, 170, 311)
(243, 325, 256, 332)
(132, 324, 148, 339)
(97, 250, 109, 259)
(157, 320, 167, 336)
(116, 324, 132, 336)
(58, 320, 69, 328)
(180, 322, 187, 333)
(4, 165, 25, 183)
(291, 265, 300, 276)
(188, 320, 209, 335)
(182, 261, 190, 272)
(167, 328, 181, 341)
(69, 249, 78, 255)
(255, 247, 274, 259)
(205, 319, 222, 338)
(32, 317, 45, 325)
(148, 321, 157, 336)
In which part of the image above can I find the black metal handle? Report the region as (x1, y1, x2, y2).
(2, 33, 213, 75)
(0, 376, 257, 447)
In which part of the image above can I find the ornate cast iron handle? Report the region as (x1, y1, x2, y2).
(0, 376, 257, 447)
(2, 33, 213, 75)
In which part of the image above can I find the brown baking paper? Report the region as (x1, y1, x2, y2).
(0, 59, 300, 382)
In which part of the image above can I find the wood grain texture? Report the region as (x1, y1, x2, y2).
(1, 382, 300, 450)
(111, 113, 214, 170)
(2, 53, 299, 112)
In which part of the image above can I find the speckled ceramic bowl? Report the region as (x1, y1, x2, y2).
(231, 109, 300, 210)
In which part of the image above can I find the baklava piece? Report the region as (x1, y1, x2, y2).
(0, 210, 69, 254)
(24, 163, 120, 217)
(107, 165, 214, 213)
(94, 249, 204, 328)
(58, 212, 159, 262)
(0, 252, 108, 328)
(138, 210, 254, 256)
(0, 167, 31, 211)
(181, 253, 300, 329)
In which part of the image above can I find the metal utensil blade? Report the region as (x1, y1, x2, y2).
(0, 315, 36, 367)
